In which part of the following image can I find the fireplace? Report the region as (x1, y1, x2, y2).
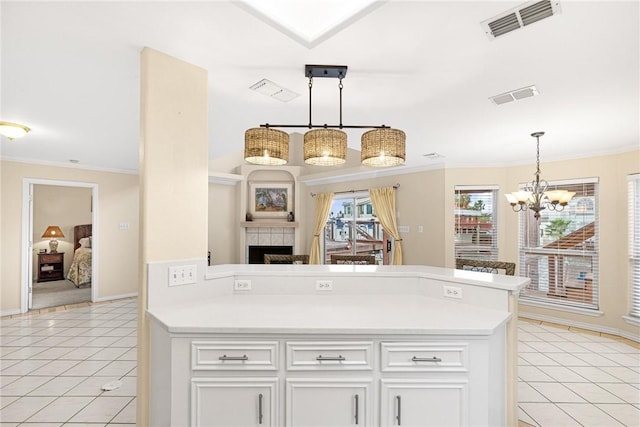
(248, 245, 293, 264)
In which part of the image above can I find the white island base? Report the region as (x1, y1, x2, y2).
(146, 264, 529, 427)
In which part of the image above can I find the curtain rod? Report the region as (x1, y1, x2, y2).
(310, 183, 399, 197)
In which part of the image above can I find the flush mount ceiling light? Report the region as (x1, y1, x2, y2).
(0, 121, 31, 140)
(505, 131, 575, 219)
(244, 64, 406, 167)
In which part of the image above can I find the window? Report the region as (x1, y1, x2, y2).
(323, 193, 386, 264)
(454, 186, 498, 260)
(519, 178, 599, 310)
(628, 174, 640, 318)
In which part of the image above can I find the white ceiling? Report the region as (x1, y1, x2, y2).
(1, 0, 638, 174)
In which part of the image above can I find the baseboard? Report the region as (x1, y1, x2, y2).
(519, 312, 640, 343)
(0, 308, 22, 318)
(94, 292, 138, 303)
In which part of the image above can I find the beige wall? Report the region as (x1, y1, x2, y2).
(33, 185, 92, 276)
(0, 160, 139, 314)
(139, 49, 209, 261)
(138, 47, 209, 425)
(208, 182, 238, 264)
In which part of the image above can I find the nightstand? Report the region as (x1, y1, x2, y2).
(37, 252, 65, 282)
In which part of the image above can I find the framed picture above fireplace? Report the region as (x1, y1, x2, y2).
(249, 182, 292, 218)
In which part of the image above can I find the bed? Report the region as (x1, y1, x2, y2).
(66, 224, 92, 287)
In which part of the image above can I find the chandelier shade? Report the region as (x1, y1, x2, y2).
(244, 127, 289, 166)
(361, 128, 406, 167)
(303, 128, 347, 166)
(506, 132, 575, 219)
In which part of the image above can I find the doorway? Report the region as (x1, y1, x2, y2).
(21, 179, 98, 312)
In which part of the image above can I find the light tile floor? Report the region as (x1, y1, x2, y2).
(1, 299, 639, 426)
(1, 298, 136, 426)
(518, 319, 640, 427)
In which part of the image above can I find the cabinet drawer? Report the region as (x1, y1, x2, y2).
(381, 342, 468, 372)
(191, 341, 278, 371)
(40, 254, 62, 263)
(286, 341, 373, 371)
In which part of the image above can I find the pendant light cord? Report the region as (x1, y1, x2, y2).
(338, 73, 344, 128)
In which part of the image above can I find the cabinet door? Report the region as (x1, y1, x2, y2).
(191, 378, 277, 427)
(287, 379, 371, 426)
(380, 379, 468, 427)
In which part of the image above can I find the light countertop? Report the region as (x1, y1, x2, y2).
(205, 264, 529, 293)
(147, 293, 512, 336)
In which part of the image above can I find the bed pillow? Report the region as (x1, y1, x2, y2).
(79, 237, 91, 248)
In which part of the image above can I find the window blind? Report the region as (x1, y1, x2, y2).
(519, 178, 599, 310)
(454, 186, 498, 260)
(628, 174, 640, 318)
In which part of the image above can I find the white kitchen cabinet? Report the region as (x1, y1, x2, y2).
(191, 378, 277, 427)
(380, 379, 468, 427)
(147, 265, 528, 426)
(287, 379, 372, 427)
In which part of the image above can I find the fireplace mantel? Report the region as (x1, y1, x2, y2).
(241, 221, 298, 228)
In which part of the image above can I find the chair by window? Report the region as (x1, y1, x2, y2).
(330, 255, 376, 265)
(264, 254, 309, 264)
(455, 258, 516, 276)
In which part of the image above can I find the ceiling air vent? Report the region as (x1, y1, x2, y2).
(481, 0, 561, 40)
(489, 85, 539, 105)
(250, 78, 299, 102)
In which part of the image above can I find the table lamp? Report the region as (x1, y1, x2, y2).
(42, 225, 64, 253)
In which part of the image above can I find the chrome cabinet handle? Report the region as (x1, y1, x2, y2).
(354, 394, 359, 425)
(396, 395, 402, 425)
(315, 355, 346, 361)
(258, 393, 263, 424)
(411, 356, 442, 362)
(218, 354, 248, 361)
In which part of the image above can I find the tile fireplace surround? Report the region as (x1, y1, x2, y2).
(245, 226, 295, 261)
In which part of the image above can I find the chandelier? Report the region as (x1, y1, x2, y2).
(505, 131, 575, 220)
(244, 65, 406, 167)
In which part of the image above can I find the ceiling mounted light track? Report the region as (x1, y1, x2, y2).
(244, 64, 406, 167)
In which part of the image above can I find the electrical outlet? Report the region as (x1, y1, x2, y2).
(316, 280, 333, 291)
(443, 285, 462, 299)
(168, 264, 197, 286)
(234, 279, 252, 291)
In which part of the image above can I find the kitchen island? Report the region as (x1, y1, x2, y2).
(146, 264, 529, 426)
